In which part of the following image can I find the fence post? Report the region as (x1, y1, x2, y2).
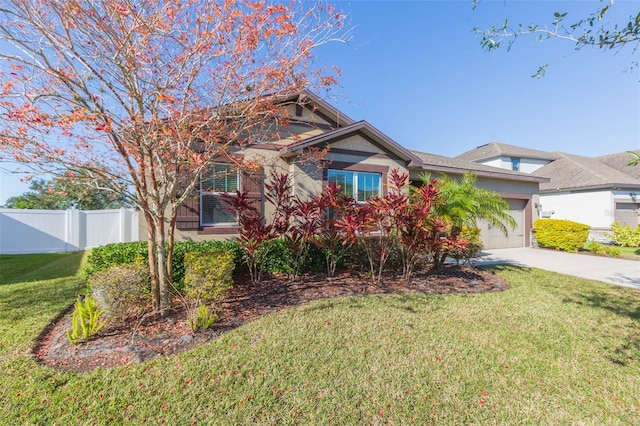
(65, 209, 81, 252)
(118, 208, 124, 242)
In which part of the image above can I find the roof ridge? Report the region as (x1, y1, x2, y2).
(556, 153, 614, 183)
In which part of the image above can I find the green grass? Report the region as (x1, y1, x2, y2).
(1, 254, 640, 424)
(618, 246, 640, 259)
(0, 252, 87, 284)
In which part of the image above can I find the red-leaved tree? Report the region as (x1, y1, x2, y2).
(0, 0, 348, 312)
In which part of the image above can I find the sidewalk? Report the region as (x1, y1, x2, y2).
(476, 248, 640, 290)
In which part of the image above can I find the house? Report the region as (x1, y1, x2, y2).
(456, 142, 640, 236)
(156, 94, 546, 249)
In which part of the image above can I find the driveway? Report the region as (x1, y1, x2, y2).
(477, 248, 640, 290)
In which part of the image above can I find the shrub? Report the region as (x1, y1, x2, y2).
(171, 240, 243, 290)
(183, 250, 235, 304)
(586, 241, 621, 257)
(84, 241, 148, 277)
(85, 240, 243, 288)
(257, 238, 326, 276)
(89, 264, 151, 322)
(607, 222, 640, 247)
(450, 226, 483, 264)
(533, 219, 590, 252)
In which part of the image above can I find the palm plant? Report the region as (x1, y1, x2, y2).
(419, 172, 516, 269)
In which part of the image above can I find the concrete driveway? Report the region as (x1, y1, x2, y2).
(477, 248, 640, 290)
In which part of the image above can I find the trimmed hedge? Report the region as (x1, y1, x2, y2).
(85, 240, 244, 286)
(183, 250, 235, 303)
(533, 219, 590, 252)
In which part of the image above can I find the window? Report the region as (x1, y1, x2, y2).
(327, 169, 381, 202)
(201, 164, 238, 226)
(511, 158, 520, 172)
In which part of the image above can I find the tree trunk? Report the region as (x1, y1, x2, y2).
(154, 216, 171, 313)
(144, 211, 161, 312)
(167, 207, 178, 284)
(144, 210, 172, 313)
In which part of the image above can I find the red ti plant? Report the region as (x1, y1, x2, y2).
(340, 198, 392, 286)
(392, 175, 440, 281)
(287, 198, 321, 281)
(263, 170, 318, 281)
(220, 190, 272, 284)
(264, 171, 296, 237)
(314, 183, 358, 278)
(424, 218, 469, 272)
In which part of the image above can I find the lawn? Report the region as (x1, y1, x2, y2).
(618, 246, 640, 259)
(1, 253, 640, 424)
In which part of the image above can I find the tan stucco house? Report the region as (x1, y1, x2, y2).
(151, 93, 547, 249)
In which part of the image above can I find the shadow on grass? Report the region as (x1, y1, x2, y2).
(481, 264, 533, 275)
(562, 290, 640, 322)
(0, 277, 84, 323)
(562, 288, 640, 366)
(0, 252, 85, 285)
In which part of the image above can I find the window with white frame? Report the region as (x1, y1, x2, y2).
(327, 169, 381, 202)
(511, 158, 520, 172)
(200, 164, 238, 226)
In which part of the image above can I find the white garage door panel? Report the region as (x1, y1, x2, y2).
(480, 199, 525, 249)
(614, 202, 639, 227)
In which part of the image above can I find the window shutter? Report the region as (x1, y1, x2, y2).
(242, 168, 264, 214)
(176, 172, 201, 230)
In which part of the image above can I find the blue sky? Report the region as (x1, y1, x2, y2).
(317, 0, 639, 157)
(1, 0, 639, 204)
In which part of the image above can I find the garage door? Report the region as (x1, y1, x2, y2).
(614, 202, 639, 227)
(479, 199, 525, 249)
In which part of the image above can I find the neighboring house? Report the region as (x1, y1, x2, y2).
(456, 142, 640, 234)
(455, 142, 558, 174)
(149, 94, 546, 249)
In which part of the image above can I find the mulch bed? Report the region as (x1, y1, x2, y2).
(33, 266, 509, 372)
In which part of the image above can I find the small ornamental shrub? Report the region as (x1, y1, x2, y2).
(533, 219, 590, 252)
(89, 264, 151, 322)
(183, 250, 235, 304)
(170, 240, 243, 288)
(66, 295, 106, 345)
(607, 222, 640, 247)
(586, 241, 621, 258)
(450, 226, 483, 264)
(187, 304, 217, 332)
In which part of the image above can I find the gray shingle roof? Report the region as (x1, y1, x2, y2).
(595, 150, 640, 179)
(455, 142, 559, 162)
(532, 152, 640, 192)
(411, 150, 548, 183)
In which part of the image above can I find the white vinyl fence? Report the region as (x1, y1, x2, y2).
(0, 208, 139, 254)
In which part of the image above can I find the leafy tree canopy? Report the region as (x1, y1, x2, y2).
(3, 172, 131, 210)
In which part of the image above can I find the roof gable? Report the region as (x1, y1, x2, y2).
(275, 90, 355, 129)
(279, 120, 423, 167)
(455, 142, 558, 162)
